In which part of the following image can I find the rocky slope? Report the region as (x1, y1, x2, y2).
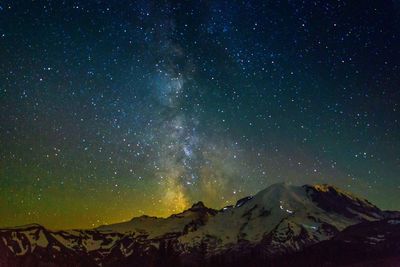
(0, 183, 398, 267)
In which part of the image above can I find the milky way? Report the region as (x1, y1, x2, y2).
(0, 1, 399, 228)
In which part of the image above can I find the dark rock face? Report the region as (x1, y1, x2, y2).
(235, 196, 254, 208)
(0, 183, 399, 267)
(270, 218, 400, 267)
(303, 184, 384, 221)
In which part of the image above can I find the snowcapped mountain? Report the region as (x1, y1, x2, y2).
(0, 183, 398, 267)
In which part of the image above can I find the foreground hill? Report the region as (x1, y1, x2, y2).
(0, 183, 399, 267)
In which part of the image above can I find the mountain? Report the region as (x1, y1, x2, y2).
(266, 218, 400, 267)
(0, 183, 398, 267)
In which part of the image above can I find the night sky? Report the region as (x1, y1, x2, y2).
(1, 0, 399, 229)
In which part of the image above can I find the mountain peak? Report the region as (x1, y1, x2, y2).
(190, 201, 206, 210)
(260, 182, 293, 192)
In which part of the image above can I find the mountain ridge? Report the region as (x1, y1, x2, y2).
(1, 182, 399, 267)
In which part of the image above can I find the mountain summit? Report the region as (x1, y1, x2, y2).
(0, 183, 398, 267)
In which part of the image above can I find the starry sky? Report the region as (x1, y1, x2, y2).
(0, 0, 399, 229)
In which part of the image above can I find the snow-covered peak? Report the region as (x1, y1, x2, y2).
(178, 182, 385, 251)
